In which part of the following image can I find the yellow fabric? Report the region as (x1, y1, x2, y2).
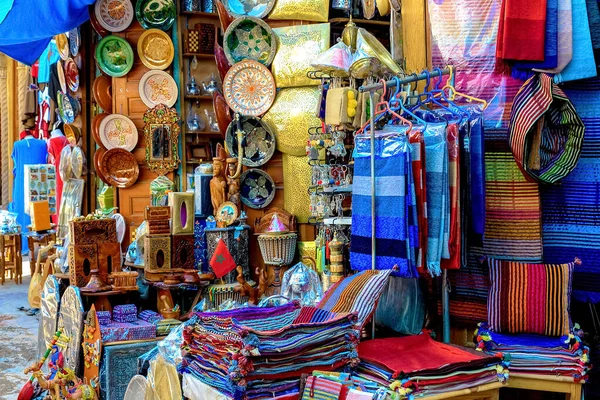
(262, 87, 322, 156)
(271, 24, 330, 88)
(282, 154, 311, 223)
(268, 0, 329, 22)
(148, 355, 182, 400)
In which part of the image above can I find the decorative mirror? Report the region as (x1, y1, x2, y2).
(143, 104, 181, 176)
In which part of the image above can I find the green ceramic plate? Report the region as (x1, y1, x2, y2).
(223, 16, 276, 67)
(95, 35, 134, 77)
(136, 0, 176, 31)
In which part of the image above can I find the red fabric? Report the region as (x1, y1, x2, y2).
(409, 130, 428, 275)
(209, 239, 237, 278)
(47, 135, 69, 224)
(19, 129, 39, 140)
(442, 124, 460, 270)
(358, 334, 493, 377)
(496, 0, 547, 61)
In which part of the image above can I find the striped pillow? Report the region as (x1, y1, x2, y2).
(487, 258, 578, 336)
(317, 269, 393, 329)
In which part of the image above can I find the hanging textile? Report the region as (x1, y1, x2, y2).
(441, 124, 460, 270)
(350, 128, 419, 278)
(555, 0, 597, 83)
(408, 130, 428, 274)
(537, 0, 573, 74)
(0, 0, 94, 65)
(496, 0, 548, 62)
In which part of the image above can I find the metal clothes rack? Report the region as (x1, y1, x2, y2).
(358, 67, 453, 342)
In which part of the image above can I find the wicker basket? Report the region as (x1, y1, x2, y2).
(257, 233, 297, 265)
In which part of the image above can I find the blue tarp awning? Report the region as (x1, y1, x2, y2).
(0, 0, 95, 65)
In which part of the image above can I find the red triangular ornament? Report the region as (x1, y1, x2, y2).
(209, 239, 236, 278)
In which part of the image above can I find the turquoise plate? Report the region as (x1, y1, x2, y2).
(136, 0, 176, 31)
(95, 35, 134, 78)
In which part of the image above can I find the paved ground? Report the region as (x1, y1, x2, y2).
(0, 262, 39, 400)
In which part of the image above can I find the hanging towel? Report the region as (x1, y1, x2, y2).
(467, 108, 486, 236)
(536, 0, 573, 74)
(409, 129, 428, 275)
(496, 0, 548, 61)
(350, 128, 419, 278)
(442, 124, 461, 270)
(512, 0, 559, 77)
(555, 0, 597, 82)
(422, 123, 449, 277)
(508, 73, 585, 184)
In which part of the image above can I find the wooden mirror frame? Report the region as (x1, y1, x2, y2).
(143, 104, 181, 176)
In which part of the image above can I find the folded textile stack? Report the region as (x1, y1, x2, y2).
(113, 304, 138, 323)
(355, 333, 507, 397)
(179, 301, 360, 399)
(476, 324, 590, 381)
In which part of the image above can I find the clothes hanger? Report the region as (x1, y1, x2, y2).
(356, 79, 412, 136)
(388, 76, 427, 130)
(441, 65, 488, 109)
(419, 69, 464, 123)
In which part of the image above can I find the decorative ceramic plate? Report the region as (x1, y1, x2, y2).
(57, 286, 85, 374)
(225, 116, 275, 167)
(71, 146, 85, 178)
(99, 114, 138, 151)
(60, 146, 73, 181)
(95, 148, 111, 185)
(137, 29, 174, 70)
(95, 0, 134, 32)
(216, 201, 239, 226)
(239, 168, 275, 209)
(58, 91, 75, 123)
(69, 95, 81, 117)
(69, 27, 80, 56)
(56, 34, 69, 60)
(92, 75, 113, 112)
(64, 124, 81, 146)
(135, 0, 176, 30)
(225, 0, 275, 18)
(92, 113, 109, 150)
(223, 17, 276, 67)
(101, 148, 140, 188)
(89, 5, 109, 37)
(65, 58, 80, 92)
(139, 70, 178, 108)
(57, 60, 67, 93)
(95, 35, 134, 78)
(223, 60, 276, 116)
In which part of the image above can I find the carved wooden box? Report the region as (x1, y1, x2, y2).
(145, 206, 171, 220)
(145, 206, 172, 236)
(172, 234, 195, 270)
(70, 219, 117, 245)
(144, 236, 171, 270)
(168, 192, 194, 235)
(98, 242, 122, 276)
(68, 244, 100, 287)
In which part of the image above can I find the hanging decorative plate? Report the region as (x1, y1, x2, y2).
(58, 91, 75, 123)
(137, 29, 174, 70)
(143, 104, 181, 176)
(92, 75, 113, 112)
(135, 0, 176, 30)
(223, 60, 276, 116)
(37, 275, 61, 365)
(95, 149, 111, 185)
(223, 17, 277, 67)
(239, 168, 276, 209)
(225, 0, 275, 18)
(56, 60, 67, 94)
(55, 34, 69, 60)
(138, 70, 178, 108)
(95, 35, 134, 78)
(69, 27, 80, 56)
(64, 124, 81, 146)
(71, 146, 85, 178)
(90, 5, 109, 37)
(59, 146, 73, 181)
(216, 201, 239, 227)
(95, 0, 134, 32)
(57, 286, 85, 375)
(99, 114, 138, 151)
(69, 95, 81, 117)
(101, 148, 140, 188)
(92, 113, 109, 150)
(65, 58, 80, 92)
(225, 116, 276, 167)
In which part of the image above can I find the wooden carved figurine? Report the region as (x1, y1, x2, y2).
(210, 144, 228, 215)
(235, 265, 258, 304)
(227, 157, 241, 207)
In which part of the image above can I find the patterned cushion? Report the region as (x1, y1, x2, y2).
(317, 269, 393, 329)
(487, 257, 579, 336)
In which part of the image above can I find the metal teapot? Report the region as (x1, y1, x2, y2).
(186, 76, 202, 96)
(201, 74, 219, 95)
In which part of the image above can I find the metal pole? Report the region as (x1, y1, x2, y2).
(359, 67, 450, 93)
(369, 90, 376, 340)
(442, 270, 450, 343)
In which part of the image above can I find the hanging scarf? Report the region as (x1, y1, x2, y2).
(555, 0, 597, 82)
(409, 129, 428, 275)
(442, 124, 461, 270)
(496, 0, 548, 61)
(536, 0, 573, 74)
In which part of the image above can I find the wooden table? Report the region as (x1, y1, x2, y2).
(0, 234, 22, 284)
(419, 382, 502, 400)
(25, 229, 56, 276)
(507, 373, 583, 400)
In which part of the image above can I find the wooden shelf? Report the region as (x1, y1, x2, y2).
(184, 95, 213, 100)
(329, 17, 390, 26)
(180, 11, 219, 17)
(183, 53, 215, 58)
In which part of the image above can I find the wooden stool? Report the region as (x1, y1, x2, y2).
(422, 382, 502, 400)
(25, 228, 56, 276)
(507, 373, 583, 400)
(0, 234, 23, 284)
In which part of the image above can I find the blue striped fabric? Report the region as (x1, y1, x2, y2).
(350, 129, 419, 277)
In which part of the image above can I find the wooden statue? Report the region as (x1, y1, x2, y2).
(227, 157, 241, 207)
(235, 265, 258, 304)
(210, 144, 228, 215)
(256, 265, 268, 299)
